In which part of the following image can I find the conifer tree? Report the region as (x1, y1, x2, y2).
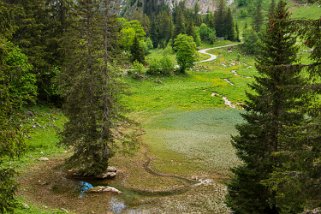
(253, 0, 264, 32)
(225, 8, 235, 40)
(173, 3, 186, 39)
(264, 16, 321, 212)
(59, 0, 122, 176)
(227, 1, 306, 213)
(235, 22, 240, 42)
(0, 39, 36, 214)
(131, 36, 145, 63)
(214, 0, 226, 37)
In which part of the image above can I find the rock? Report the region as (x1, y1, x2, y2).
(107, 166, 117, 172)
(231, 70, 238, 75)
(87, 186, 121, 194)
(38, 157, 49, 161)
(211, 92, 218, 97)
(22, 203, 30, 209)
(154, 79, 163, 84)
(96, 171, 117, 179)
(26, 111, 34, 117)
(304, 208, 321, 214)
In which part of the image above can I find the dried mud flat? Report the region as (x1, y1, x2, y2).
(18, 146, 231, 214)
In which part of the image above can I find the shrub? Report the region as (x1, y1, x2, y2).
(199, 23, 216, 44)
(129, 61, 145, 79)
(147, 55, 175, 76)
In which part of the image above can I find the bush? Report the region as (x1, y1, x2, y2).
(160, 56, 175, 75)
(129, 61, 145, 79)
(198, 23, 216, 44)
(132, 61, 145, 73)
(147, 55, 175, 76)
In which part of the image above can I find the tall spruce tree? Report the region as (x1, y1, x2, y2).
(225, 8, 235, 40)
(253, 0, 264, 32)
(173, 3, 186, 40)
(59, 0, 121, 176)
(131, 36, 145, 63)
(226, 1, 306, 213)
(264, 16, 321, 212)
(214, 0, 226, 37)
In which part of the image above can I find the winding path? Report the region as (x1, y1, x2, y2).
(198, 43, 240, 63)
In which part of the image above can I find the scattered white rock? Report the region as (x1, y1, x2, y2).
(223, 97, 236, 109)
(38, 157, 49, 161)
(96, 172, 116, 179)
(231, 70, 238, 75)
(22, 203, 30, 209)
(224, 79, 234, 86)
(88, 186, 121, 194)
(107, 166, 117, 172)
(192, 178, 214, 187)
(211, 92, 218, 97)
(96, 166, 117, 179)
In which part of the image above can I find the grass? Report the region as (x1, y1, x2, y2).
(14, 41, 257, 213)
(122, 43, 256, 179)
(10, 106, 67, 213)
(290, 2, 321, 19)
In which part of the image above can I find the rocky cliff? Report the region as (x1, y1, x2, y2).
(122, 0, 223, 16)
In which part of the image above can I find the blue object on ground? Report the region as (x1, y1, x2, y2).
(79, 181, 94, 198)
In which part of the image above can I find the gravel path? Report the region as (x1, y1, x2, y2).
(198, 44, 240, 63)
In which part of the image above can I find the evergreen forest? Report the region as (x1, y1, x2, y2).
(0, 0, 321, 213)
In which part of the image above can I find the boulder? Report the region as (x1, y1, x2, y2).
(38, 157, 49, 161)
(304, 208, 321, 214)
(96, 166, 117, 179)
(87, 186, 121, 194)
(96, 171, 116, 179)
(107, 166, 117, 172)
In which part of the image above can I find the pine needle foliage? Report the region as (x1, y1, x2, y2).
(59, 0, 122, 177)
(226, 1, 308, 213)
(0, 38, 35, 213)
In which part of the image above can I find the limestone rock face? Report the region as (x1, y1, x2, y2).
(122, 0, 234, 16)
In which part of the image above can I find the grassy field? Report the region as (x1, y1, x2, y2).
(290, 2, 321, 19)
(14, 42, 255, 213)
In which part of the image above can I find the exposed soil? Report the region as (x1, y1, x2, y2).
(18, 145, 230, 213)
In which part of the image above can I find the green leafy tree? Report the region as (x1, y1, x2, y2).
(118, 18, 146, 50)
(227, 1, 306, 213)
(174, 34, 197, 73)
(199, 23, 216, 44)
(8, 0, 69, 103)
(59, 0, 123, 176)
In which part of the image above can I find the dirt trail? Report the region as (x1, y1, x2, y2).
(198, 44, 240, 63)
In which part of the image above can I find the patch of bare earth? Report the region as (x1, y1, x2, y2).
(18, 146, 231, 213)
